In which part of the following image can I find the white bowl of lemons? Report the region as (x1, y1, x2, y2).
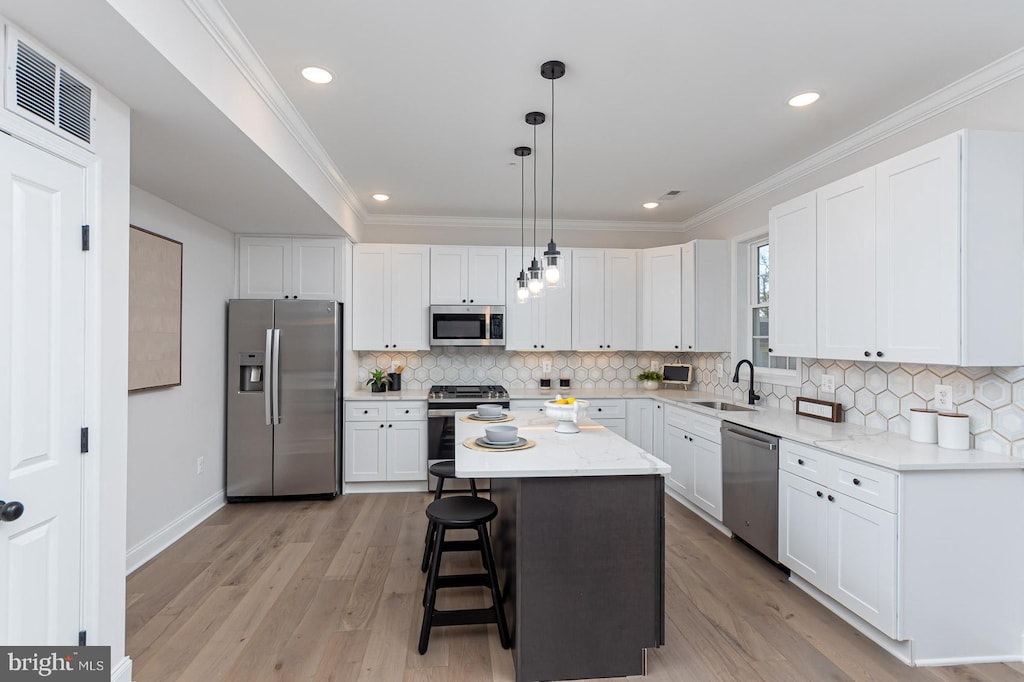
(544, 396, 589, 433)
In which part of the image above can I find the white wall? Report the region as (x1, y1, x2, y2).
(126, 187, 234, 571)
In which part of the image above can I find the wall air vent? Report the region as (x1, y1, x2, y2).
(4, 27, 95, 148)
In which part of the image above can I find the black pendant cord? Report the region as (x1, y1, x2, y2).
(521, 152, 526, 271)
(532, 122, 538, 262)
(550, 75, 555, 242)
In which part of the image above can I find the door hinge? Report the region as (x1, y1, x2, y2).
(78, 630, 87, 646)
(81, 224, 90, 251)
(80, 427, 89, 454)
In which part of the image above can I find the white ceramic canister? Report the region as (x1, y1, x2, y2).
(937, 412, 971, 450)
(909, 407, 938, 443)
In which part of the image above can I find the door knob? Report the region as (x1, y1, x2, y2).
(0, 500, 25, 522)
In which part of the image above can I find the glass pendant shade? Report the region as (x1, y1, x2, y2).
(527, 258, 544, 296)
(516, 270, 530, 303)
(543, 240, 563, 288)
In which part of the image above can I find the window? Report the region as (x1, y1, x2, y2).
(734, 232, 801, 387)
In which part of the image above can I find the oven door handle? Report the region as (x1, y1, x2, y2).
(428, 409, 457, 418)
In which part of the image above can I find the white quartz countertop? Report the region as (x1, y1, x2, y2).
(455, 410, 670, 479)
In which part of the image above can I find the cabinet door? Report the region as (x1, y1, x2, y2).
(690, 240, 731, 352)
(778, 470, 828, 591)
(827, 493, 897, 637)
(817, 169, 876, 361)
(504, 249, 539, 350)
(605, 250, 638, 350)
(386, 421, 428, 481)
(539, 248, 572, 350)
(642, 246, 682, 351)
(652, 402, 665, 460)
(239, 237, 291, 299)
(875, 135, 960, 364)
(390, 245, 431, 350)
(351, 245, 389, 350)
(595, 419, 626, 438)
(467, 247, 506, 304)
(345, 421, 387, 482)
(769, 193, 817, 357)
(680, 242, 696, 351)
(572, 249, 606, 349)
(663, 425, 692, 499)
(691, 435, 723, 521)
(292, 239, 344, 301)
(626, 399, 654, 450)
(430, 247, 468, 304)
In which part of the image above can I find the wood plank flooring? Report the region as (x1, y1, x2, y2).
(126, 493, 1024, 681)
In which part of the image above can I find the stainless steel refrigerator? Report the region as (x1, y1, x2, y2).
(226, 299, 341, 500)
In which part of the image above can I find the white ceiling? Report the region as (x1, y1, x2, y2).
(4, 1, 1024, 235)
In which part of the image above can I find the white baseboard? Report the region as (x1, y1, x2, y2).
(343, 481, 427, 494)
(126, 491, 225, 575)
(111, 655, 132, 682)
(664, 488, 732, 538)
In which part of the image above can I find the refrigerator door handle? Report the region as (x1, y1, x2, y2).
(264, 328, 273, 426)
(272, 328, 282, 424)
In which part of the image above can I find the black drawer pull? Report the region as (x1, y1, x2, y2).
(797, 458, 804, 465)
(827, 494, 835, 502)
(816, 491, 823, 498)
(853, 478, 861, 486)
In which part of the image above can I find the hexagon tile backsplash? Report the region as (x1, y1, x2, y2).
(357, 349, 1024, 457)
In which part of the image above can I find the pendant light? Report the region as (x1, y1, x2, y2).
(526, 111, 546, 297)
(541, 60, 565, 288)
(514, 146, 531, 303)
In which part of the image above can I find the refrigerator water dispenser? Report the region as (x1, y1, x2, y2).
(238, 351, 265, 392)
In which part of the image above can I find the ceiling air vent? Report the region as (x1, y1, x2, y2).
(4, 29, 94, 148)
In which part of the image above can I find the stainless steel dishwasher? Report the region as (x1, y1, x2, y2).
(721, 421, 780, 562)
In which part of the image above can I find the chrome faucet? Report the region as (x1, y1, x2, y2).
(732, 359, 761, 406)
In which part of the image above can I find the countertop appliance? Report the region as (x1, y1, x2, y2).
(427, 384, 510, 492)
(226, 299, 341, 500)
(721, 420, 780, 561)
(429, 305, 505, 346)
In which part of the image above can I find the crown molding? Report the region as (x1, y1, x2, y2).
(362, 213, 687, 233)
(677, 46, 1024, 233)
(183, 0, 367, 222)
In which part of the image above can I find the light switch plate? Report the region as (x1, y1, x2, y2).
(935, 384, 954, 411)
(821, 373, 836, 393)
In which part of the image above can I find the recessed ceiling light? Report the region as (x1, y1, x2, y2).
(372, 193, 390, 202)
(643, 202, 659, 209)
(788, 91, 820, 107)
(301, 66, 333, 84)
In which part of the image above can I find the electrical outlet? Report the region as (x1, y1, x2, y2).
(716, 363, 724, 377)
(542, 359, 552, 374)
(821, 373, 836, 393)
(196, 456, 204, 475)
(935, 384, 954, 411)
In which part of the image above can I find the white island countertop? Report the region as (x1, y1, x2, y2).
(456, 410, 670, 479)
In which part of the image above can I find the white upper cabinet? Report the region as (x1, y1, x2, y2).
(641, 246, 682, 351)
(238, 236, 344, 301)
(430, 246, 506, 305)
(813, 130, 1024, 365)
(681, 240, 731, 352)
(572, 249, 638, 350)
(352, 244, 430, 350)
(504, 248, 572, 351)
(768, 192, 817, 358)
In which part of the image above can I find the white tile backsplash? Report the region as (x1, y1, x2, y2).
(357, 350, 1024, 457)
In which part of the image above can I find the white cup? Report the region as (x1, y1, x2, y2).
(937, 413, 971, 450)
(909, 408, 938, 443)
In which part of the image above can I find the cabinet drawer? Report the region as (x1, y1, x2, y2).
(832, 457, 898, 513)
(346, 402, 386, 421)
(779, 440, 831, 483)
(510, 400, 548, 413)
(587, 399, 625, 419)
(387, 402, 427, 421)
(686, 412, 721, 444)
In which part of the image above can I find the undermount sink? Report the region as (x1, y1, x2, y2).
(690, 401, 755, 412)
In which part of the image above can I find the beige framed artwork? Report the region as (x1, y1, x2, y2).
(128, 225, 183, 391)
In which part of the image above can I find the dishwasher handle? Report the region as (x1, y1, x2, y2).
(723, 429, 777, 451)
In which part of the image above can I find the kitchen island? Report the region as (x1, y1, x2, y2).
(456, 411, 670, 682)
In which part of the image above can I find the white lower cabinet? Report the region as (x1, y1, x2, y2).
(626, 399, 655, 452)
(345, 401, 427, 482)
(663, 405, 722, 521)
(511, 398, 626, 436)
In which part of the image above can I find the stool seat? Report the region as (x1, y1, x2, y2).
(428, 460, 456, 478)
(425, 496, 497, 528)
(422, 459, 479, 572)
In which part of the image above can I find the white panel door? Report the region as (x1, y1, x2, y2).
(642, 246, 682, 351)
(769, 192, 817, 358)
(817, 169, 876, 361)
(691, 435, 723, 521)
(778, 471, 828, 591)
(605, 250, 638, 350)
(239, 237, 291, 299)
(344, 421, 387, 482)
(0, 135, 85, 645)
(292, 239, 344, 301)
(351, 245, 388, 350)
(429, 246, 467, 304)
(467, 247, 506, 305)
(875, 134, 960, 364)
(390, 245, 431, 350)
(386, 421, 427, 480)
(572, 249, 606, 349)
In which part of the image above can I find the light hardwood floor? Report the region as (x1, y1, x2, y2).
(126, 492, 1024, 681)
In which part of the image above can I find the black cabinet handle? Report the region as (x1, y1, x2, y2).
(379, 424, 384, 428)
(675, 345, 679, 349)
(876, 351, 884, 358)
(470, 299, 474, 303)
(827, 494, 835, 502)
(853, 478, 861, 486)
(388, 424, 392, 428)
(405, 409, 410, 414)
(797, 458, 804, 465)
(363, 410, 368, 414)
(816, 491, 823, 498)
(540, 345, 545, 348)
(597, 408, 603, 412)
(768, 347, 773, 353)
(864, 351, 870, 357)
(687, 345, 693, 349)
(462, 299, 467, 303)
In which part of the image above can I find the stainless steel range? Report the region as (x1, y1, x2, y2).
(427, 384, 510, 492)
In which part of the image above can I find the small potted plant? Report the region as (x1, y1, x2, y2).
(366, 368, 391, 393)
(637, 370, 663, 390)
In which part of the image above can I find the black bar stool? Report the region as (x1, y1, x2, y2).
(418, 495, 510, 655)
(421, 460, 479, 572)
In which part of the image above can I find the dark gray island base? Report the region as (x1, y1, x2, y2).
(489, 474, 665, 682)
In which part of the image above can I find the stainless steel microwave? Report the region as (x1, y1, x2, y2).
(429, 305, 505, 346)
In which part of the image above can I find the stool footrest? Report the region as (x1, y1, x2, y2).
(435, 573, 492, 591)
(440, 539, 482, 552)
(430, 608, 499, 628)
